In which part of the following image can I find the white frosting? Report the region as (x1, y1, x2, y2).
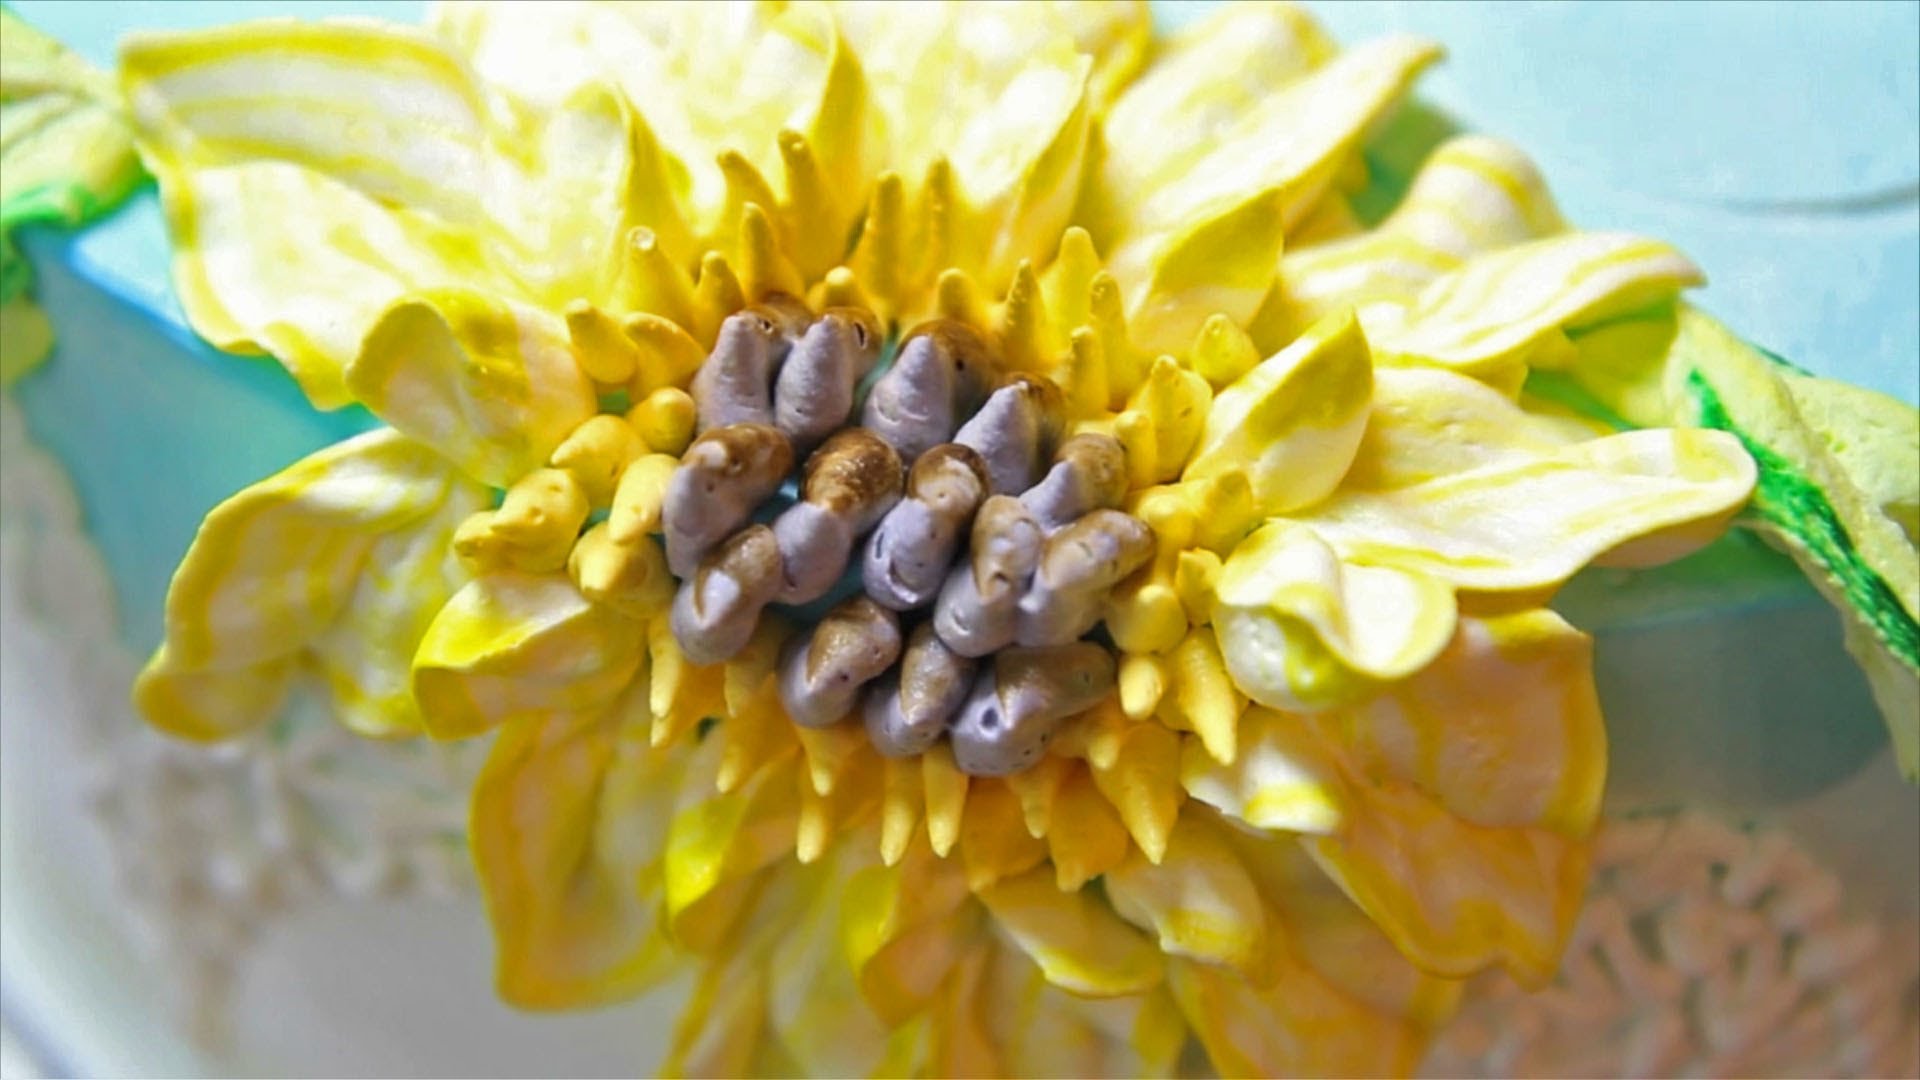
(0, 394, 486, 1048)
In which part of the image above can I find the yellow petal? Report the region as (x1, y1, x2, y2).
(1298, 427, 1757, 594)
(135, 429, 482, 740)
(841, 840, 974, 1025)
(1213, 523, 1458, 711)
(348, 288, 596, 488)
(123, 19, 630, 406)
(1169, 951, 1428, 1078)
(765, 849, 900, 1078)
(1349, 610, 1606, 836)
(1367, 231, 1703, 385)
(1098, 3, 1335, 204)
(1105, 814, 1268, 976)
(1104, 36, 1441, 353)
(977, 866, 1164, 998)
(663, 757, 802, 930)
(1304, 778, 1590, 984)
(1184, 306, 1374, 514)
(436, 0, 864, 260)
(137, 161, 490, 408)
(1231, 831, 1463, 1033)
(838, 5, 1094, 297)
(1182, 707, 1348, 835)
(469, 685, 680, 1009)
(314, 483, 483, 736)
(1343, 365, 1586, 492)
(411, 570, 644, 740)
(1257, 134, 1565, 346)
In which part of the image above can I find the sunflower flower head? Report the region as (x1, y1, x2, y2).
(121, 2, 1778, 1074)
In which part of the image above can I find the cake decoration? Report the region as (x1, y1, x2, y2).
(0, 0, 1883, 1075)
(1534, 305, 1920, 776)
(0, 10, 141, 383)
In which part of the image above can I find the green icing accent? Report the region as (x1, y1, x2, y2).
(1686, 368, 1920, 672)
(1, 178, 113, 230)
(1521, 368, 1636, 432)
(0, 8, 145, 385)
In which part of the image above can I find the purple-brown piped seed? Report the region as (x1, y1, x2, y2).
(777, 596, 904, 728)
(771, 428, 903, 605)
(860, 320, 992, 464)
(949, 643, 1116, 776)
(932, 495, 1042, 658)
(1016, 509, 1157, 647)
(662, 423, 793, 578)
(862, 443, 991, 611)
(691, 310, 785, 433)
(862, 622, 979, 757)
(670, 524, 784, 665)
(1020, 432, 1129, 533)
(773, 307, 883, 453)
(954, 375, 1061, 496)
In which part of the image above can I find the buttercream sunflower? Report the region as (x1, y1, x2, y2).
(116, 1, 1830, 1074)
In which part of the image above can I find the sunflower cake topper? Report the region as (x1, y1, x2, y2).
(71, 0, 1916, 1075)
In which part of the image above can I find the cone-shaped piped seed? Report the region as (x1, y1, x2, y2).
(1019, 432, 1129, 532)
(777, 596, 904, 728)
(771, 428, 903, 605)
(932, 495, 1042, 658)
(773, 307, 883, 453)
(670, 524, 784, 665)
(861, 320, 992, 464)
(663, 423, 793, 577)
(691, 310, 784, 432)
(949, 643, 1116, 776)
(954, 375, 1060, 495)
(862, 622, 979, 757)
(862, 443, 991, 611)
(1016, 509, 1157, 647)
(751, 294, 813, 348)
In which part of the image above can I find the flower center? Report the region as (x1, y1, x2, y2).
(659, 300, 1155, 776)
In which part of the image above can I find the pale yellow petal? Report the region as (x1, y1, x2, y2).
(1105, 814, 1269, 976)
(1184, 306, 1374, 514)
(1213, 523, 1459, 711)
(1366, 231, 1703, 386)
(1257, 134, 1565, 346)
(1304, 778, 1590, 984)
(1299, 427, 1757, 594)
(347, 288, 596, 488)
(1170, 953, 1428, 1079)
(1104, 36, 1441, 353)
(134, 429, 479, 740)
(1182, 707, 1348, 835)
(1347, 610, 1605, 836)
(469, 684, 681, 1009)
(977, 866, 1164, 997)
(411, 570, 644, 739)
